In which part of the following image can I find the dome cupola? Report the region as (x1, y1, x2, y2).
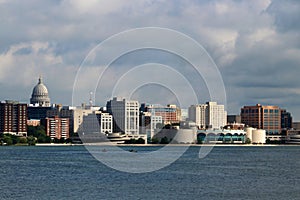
(30, 76, 51, 107)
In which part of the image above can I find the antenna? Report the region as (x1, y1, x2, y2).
(89, 92, 93, 107)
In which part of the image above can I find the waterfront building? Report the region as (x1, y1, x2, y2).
(292, 122, 300, 130)
(81, 111, 113, 134)
(106, 132, 147, 144)
(281, 109, 292, 129)
(41, 116, 69, 139)
(30, 76, 51, 107)
(140, 111, 163, 139)
(181, 108, 188, 121)
(107, 97, 139, 135)
(286, 130, 300, 144)
(141, 103, 181, 124)
(245, 127, 266, 144)
(46, 105, 101, 134)
(0, 100, 27, 136)
(188, 102, 227, 129)
(241, 104, 281, 134)
(197, 129, 246, 144)
(98, 112, 113, 134)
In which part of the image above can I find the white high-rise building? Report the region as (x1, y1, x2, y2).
(188, 102, 227, 129)
(81, 111, 113, 134)
(107, 97, 139, 135)
(188, 104, 207, 129)
(98, 113, 113, 134)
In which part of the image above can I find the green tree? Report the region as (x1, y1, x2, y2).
(136, 138, 145, 144)
(27, 136, 36, 146)
(37, 135, 51, 143)
(3, 135, 13, 145)
(18, 137, 27, 144)
(151, 138, 159, 144)
(160, 136, 169, 144)
(245, 138, 251, 144)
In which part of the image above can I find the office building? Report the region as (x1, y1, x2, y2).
(140, 111, 163, 139)
(141, 103, 181, 124)
(241, 104, 281, 134)
(188, 102, 227, 129)
(0, 100, 27, 136)
(281, 109, 292, 129)
(107, 97, 139, 134)
(81, 111, 113, 134)
(42, 116, 69, 139)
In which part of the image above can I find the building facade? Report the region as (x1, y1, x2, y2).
(281, 109, 292, 129)
(30, 76, 51, 107)
(42, 116, 69, 139)
(241, 104, 281, 134)
(188, 102, 227, 129)
(140, 111, 163, 139)
(98, 112, 113, 134)
(141, 103, 181, 124)
(107, 97, 139, 134)
(0, 100, 27, 136)
(227, 115, 241, 124)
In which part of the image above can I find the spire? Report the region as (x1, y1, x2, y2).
(38, 75, 42, 84)
(89, 92, 93, 107)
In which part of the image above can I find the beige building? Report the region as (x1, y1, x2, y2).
(188, 102, 227, 129)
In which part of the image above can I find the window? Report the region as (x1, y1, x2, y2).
(264, 109, 268, 113)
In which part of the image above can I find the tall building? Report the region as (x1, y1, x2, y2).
(30, 76, 51, 107)
(98, 112, 113, 134)
(107, 97, 139, 134)
(281, 109, 292, 129)
(45, 105, 101, 134)
(42, 116, 69, 139)
(81, 112, 113, 134)
(0, 100, 27, 136)
(188, 102, 227, 129)
(241, 104, 281, 134)
(188, 104, 207, 129)
(140, 111, 163, 139)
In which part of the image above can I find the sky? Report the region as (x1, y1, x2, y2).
(0, 0, 300, 120)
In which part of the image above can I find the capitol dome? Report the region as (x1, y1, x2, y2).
(30, 76, 51, 107)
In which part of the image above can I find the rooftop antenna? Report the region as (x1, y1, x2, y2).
(89, 92, 93, 107)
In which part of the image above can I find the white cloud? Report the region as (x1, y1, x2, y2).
(0, 0, 300, 118)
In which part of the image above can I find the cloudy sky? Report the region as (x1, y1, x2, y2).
(1, 0, 300, 119)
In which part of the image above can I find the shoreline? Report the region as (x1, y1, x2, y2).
(31, 143, 300, 147)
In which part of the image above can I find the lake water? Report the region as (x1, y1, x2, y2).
(0, 145, 299, 200)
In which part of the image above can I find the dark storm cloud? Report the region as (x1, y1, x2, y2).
(267, 0, 300, 32)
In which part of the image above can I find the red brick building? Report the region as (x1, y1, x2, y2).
(241, 104, 281, 134)
(0, 100, 27, 136)
(42, 116, 69, 139)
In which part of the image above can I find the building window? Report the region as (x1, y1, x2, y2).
(264, 109, 268, 113)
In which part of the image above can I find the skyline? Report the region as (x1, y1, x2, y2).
(1, 0, 300, 119)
